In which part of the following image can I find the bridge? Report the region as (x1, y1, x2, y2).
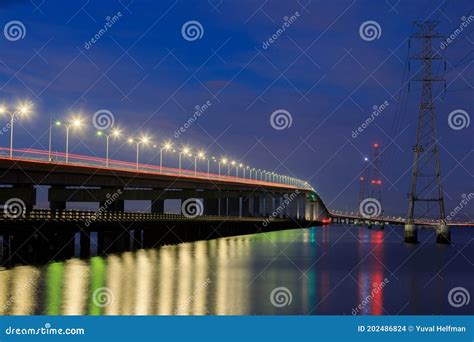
(0, 147, 329, 265)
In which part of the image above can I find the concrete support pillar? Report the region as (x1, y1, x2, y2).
(404, 223, 418, 243)
(297, 196, 306, 220)
(436, 223, 450, 244)
(242, 197, 251, 217)
(312, 201, 318, 221)
(279, 196, 289, 218)
(228, 198, 239, 216)
(151, 199, 164, 213)
(219, 198, 227, 216)
(274, 196, 283, 218)
(305, 199, 312, 221)
(265, 195, 274, 216)
(252, 197, 261, 216)
(203, 198, 219, 215)
(288, 195, 298, 219)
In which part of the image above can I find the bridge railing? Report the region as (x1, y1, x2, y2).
(0, 147, 314, 191)
(0, 208, 293, 223)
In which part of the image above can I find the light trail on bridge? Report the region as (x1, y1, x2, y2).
(0, 147, 313, 191)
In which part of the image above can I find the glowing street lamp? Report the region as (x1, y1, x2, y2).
(0, 102, 32, 159)
(56, 117, 83, 163)
(230, 160, 235, 176)
(243, 165, 249, 179)
(218, 158, 227, 179)
(194, 151, 205, 176)
(159, 142, 173, 173)
(97, 128, 121, 167)
(179, 147, 190, 175)
(128, 135, 149, 170)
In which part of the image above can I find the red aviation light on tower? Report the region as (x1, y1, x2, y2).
(373, 143, 379, 148)
(360, 177, 364, 181)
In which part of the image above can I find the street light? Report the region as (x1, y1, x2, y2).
(244, 165, 249, 179)
(56, 117, 82, 163)
(179, 147, 190, 175)
(97, 128, 121, 167)
(237, 163, 243, 178)
(230, 160, 235, 176)
(194, 151, 205, 176)
(128, 135, 149, 170)
(0, 102, 32, 159)
(159, 141, 173, 173)
(218, 158, 227, 179)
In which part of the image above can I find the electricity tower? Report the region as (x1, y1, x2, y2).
(405, 21, 449, 244)
(369, 143, 383, 212)
(357, 143, 383, 228)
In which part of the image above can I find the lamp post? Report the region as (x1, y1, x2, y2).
(237, 163, 243, 178)
(218, 158, 227, 179)
(244, 166, 249, 179)
(97, 128, 121, 167)
(0, 103, 32, 159)
(159, 142, 172, 173)
(179, 147, 190, 175)
(195, 151, 205, 176)
(128, 136, 149, 170)
(56, 118, 83, 164)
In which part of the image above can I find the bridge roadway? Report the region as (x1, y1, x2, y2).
(0, 147, 329, 222)
(329, 212, 473, 227)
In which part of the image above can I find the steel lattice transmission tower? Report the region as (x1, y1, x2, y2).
(405, 21, 449, 244)
(357, 144, 383, 229)
(358, 157, 370, 211)
(369, 143, 383, 212)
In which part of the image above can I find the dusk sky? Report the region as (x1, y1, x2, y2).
(0, 0, 472, 217)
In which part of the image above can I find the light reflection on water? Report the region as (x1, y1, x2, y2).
(0, 225, 472, 315)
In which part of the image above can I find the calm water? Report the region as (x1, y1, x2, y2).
(0, 225, 473, 315)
